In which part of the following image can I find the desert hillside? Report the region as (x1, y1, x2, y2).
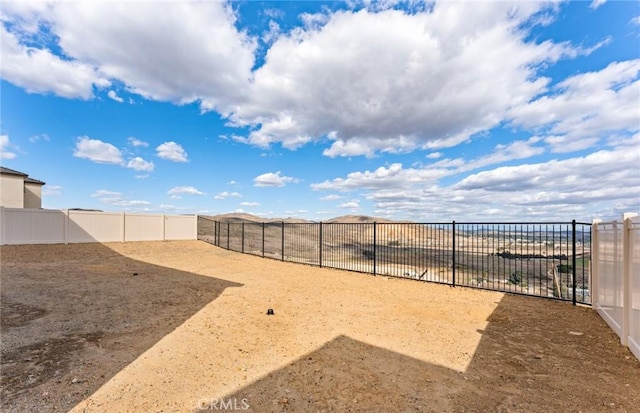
(203, 213, 405, 224)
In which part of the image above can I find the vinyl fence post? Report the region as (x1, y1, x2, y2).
(162, 214, 167, 241)
(452, 220, 456, 287)
(591, 220, 601, 307)
(622, 212, 638, 346)
(63, 209, 69, 244)
(121, 212, 126, 243)
(373, 222, 377, 276)
(281, 221, 285, 261)
(0, 207, 5, 246)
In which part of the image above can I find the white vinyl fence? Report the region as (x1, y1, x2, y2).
(592, 213, 640, 361)
(0, 207, 197, 245)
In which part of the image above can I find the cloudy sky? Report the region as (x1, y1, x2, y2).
(1, 0, 638, 222)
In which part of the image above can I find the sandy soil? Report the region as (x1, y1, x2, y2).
(1, 240, 638, 413)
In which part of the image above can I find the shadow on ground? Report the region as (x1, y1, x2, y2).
(215, 295, 640, 413)
(0, 243, 242, 413)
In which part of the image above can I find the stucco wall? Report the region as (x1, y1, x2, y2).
(24, 182, 43, 208)
(0, 174, 24, 208)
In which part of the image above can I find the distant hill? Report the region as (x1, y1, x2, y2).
(203, 213, 410, 224)
(326, 215, 403, 224)
(204, 213, 265, 223)
(203, 213, 314, 224)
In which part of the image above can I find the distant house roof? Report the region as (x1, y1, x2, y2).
(0, 166, 28, 177)
(0, 166, 45, 185)
(24, 177, 46, 185)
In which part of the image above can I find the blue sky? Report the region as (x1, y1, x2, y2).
(1, 0, 638, 222)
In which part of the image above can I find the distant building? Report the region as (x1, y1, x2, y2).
(0, 167, 46, 208)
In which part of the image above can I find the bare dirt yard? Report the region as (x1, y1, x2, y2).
(1, 240, 639, 413)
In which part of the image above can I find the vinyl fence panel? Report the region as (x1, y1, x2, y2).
(165, 215, 197, 240)
(594, 220, 624, 337)
(0, 208, 197, 245)
(124, 214, 165, 242)
(593, 214, 640, 361)
(0, 208, 65, 244)
(68, 210, 123, 243)
(628, 216, 640, 360)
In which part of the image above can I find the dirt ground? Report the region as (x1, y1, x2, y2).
(1, 240, 638, 413)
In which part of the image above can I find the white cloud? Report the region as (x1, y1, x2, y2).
(92, 189, 121, 198)
(91, 189, 150, 207)
(426, 152, 442, 160)
(167, 186, 204, 200)
(318, 138, 543, 194)
(2, 1, 627, 162)
(156, 141, 188, 162)
(42, 185, 62, 196)
(299, 12, 331, 29)
(0, 1, 256, 111)
(264, 8, 284, 19)
(312, 163, 443, 191)
(0, 135, 18, 159)
(0, 24, 109, 99)
(228, 3, 589, 157)
(590, 0, 606, 10)
(214, 191, 241, 200)
(126, 157, 154, 172)
(320, 194, 343, 201)
(73, 136, 124, 165)
(339, 200, 360, 209)
(431, 138, 545, 173)
(107, 90, 124, 103)
(128, 137, 149, 147)
(262, 20, 281, 44)
(254, 171, 297, 187)
(29, 134, 50, 143)
(119, 200, 150, 207)
(508, 60, 640, 153)
(316, 136, 640, 221)
(631, 16, 640, 26)
(240, 201, 260, 207)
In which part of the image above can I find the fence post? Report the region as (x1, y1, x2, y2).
(319, 222, 323, 268)
(262, 222, 265, 258)
(281, 221, 285, 261)
(0, 207, 5, 246)
(121, 212, 126, 243)
(162, 214, 167, 241)
(373, 222, 377, 276)
(572, 220, 577, 305)
(591, 220, 601, 307)
(227, 222, 230, 250)
(63, 209, 69, 244)
(622, 213, 638, 346)
(452, 220, 456, 287)
(241, 222, 245, 253)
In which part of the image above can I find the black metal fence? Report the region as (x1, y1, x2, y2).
(198, 217, 592, 305)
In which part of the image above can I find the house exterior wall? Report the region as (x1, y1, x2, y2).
(24, 182, 43, 208)
(0, 174, 25, 208)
